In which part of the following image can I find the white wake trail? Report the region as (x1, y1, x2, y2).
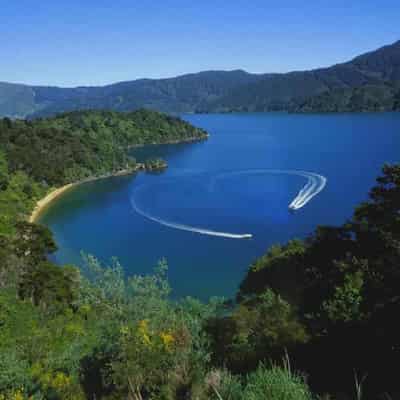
(130, 194, 252, 239)
(130, 169, 326, 239)
(209, 169, 326, 210)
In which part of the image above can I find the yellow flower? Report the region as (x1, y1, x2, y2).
(138, 319, 152, 346)
(13, 391, 24, 400)
(138, 319, 149, 333)
(142, 332, 151, 346)
(51, 372, 71, 390)
(160, 331, 174, 350)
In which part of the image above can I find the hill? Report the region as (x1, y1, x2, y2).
(0, 70, 260, 118)
(0, 109, 207, 188)
(1, 40, 399, 118)
(201, 40, 400, 112)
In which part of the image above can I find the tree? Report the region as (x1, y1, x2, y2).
(0, 151, 9, 190)
(18, 261, 80, 310)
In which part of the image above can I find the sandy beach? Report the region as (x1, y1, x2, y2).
(29, 183, 77, 223)
(29, 167, 141, 223)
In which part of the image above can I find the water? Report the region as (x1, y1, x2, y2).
(38, 113, 400, 300)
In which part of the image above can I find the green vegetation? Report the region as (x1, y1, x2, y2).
(144, 158, 168, 172)
(1, 107, 399, 398)
(0, 153, 45, 235)
(295, 82, 400, 113)
(1, 40, 400, 117)
(233, 164, 400, 398)
(0, 251, 316, 399)
(0, 110, 207, 187)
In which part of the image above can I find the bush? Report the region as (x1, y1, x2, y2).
(243, 364, 313, 400)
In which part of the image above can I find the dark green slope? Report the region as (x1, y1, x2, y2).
(349, 40, 400, 81)
(201, 41, 400, 112)
(295, 82, 400, 112)
(0, 109, 207, 186)
(0, 70, 260, 118)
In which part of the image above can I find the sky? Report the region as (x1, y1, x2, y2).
(1, 0, 399, 87)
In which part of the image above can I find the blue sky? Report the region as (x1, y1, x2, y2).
(1, 0, 399, 87)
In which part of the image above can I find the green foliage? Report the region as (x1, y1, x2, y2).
(18, 262, 80, 311)
(0, 151, 9, 190)
(0, 109, 207, 186)
(144, 157, 168, 172)
(0, 288, 99, 399)
(242, 364, 313, 400)
(322, 265, 365, 323)
(204, 369, 243, 400)
(0, 350, 32, 396)
(238, 239, 306, 303)
(208, 289, 308, 373)
(295, 82, 400, 113)
(0, 172, 45, 236)
(78, 255, 220, 399)
(238, 163, 400, 398)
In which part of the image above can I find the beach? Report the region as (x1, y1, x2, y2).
(29, 167, 141, 223)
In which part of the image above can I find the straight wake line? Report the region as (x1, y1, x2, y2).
(130, 169, 327, 239)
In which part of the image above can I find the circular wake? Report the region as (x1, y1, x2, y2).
(130, 169, 326, 239)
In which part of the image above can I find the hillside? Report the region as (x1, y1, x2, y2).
(201, 40, 400, 112)
(294, 82, 400, 112)
(0, 109, 207, 188)
(0, 70, 260, 118)
(1, 40, 399, 118)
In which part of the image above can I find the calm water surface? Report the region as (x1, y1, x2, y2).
(39, 113, 400, 299)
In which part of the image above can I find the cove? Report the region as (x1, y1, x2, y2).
(38, 113, 400, 300)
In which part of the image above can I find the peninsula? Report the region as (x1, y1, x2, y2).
(0, 109, 208, 232)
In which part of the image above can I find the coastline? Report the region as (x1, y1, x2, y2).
(29, 166, 141, 224)
(29, 134, 209, 224)
(127, 133, 209, 149)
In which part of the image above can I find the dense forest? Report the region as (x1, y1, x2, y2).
(1, 40, 400, 118)
(0, 109, 207, 188)
(294, 82, 400, 113)
(0, 109, 399, 398)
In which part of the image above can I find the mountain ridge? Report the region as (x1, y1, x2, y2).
(1, 40, 399, 118)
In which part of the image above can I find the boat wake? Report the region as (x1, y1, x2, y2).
(209, 169, 327, 210)
(130, 169, 326, 239)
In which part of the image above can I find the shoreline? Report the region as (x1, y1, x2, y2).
(29, 166, 141, 224)
(29, 134, 209, 224)
(127, 133, 209, 149)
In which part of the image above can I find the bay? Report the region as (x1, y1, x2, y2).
(38, 113, 400, 300)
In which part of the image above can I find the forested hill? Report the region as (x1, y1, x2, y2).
(0, 109, 207, 187)
(1, 40, 400, 118)
(200, 40, 400, 113)
(294, 81, 400, 112)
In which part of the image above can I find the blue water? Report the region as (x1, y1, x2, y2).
(39, 113, 400, 300)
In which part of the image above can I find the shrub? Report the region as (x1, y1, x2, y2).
(243, 364, 313, 400)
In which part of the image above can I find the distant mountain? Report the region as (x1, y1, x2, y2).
(1, 40, 399, 118)
(295, 82, 400, 113)
(201, 40, 400, 112)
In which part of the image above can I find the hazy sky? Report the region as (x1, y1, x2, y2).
(2, 0, 399, 87)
